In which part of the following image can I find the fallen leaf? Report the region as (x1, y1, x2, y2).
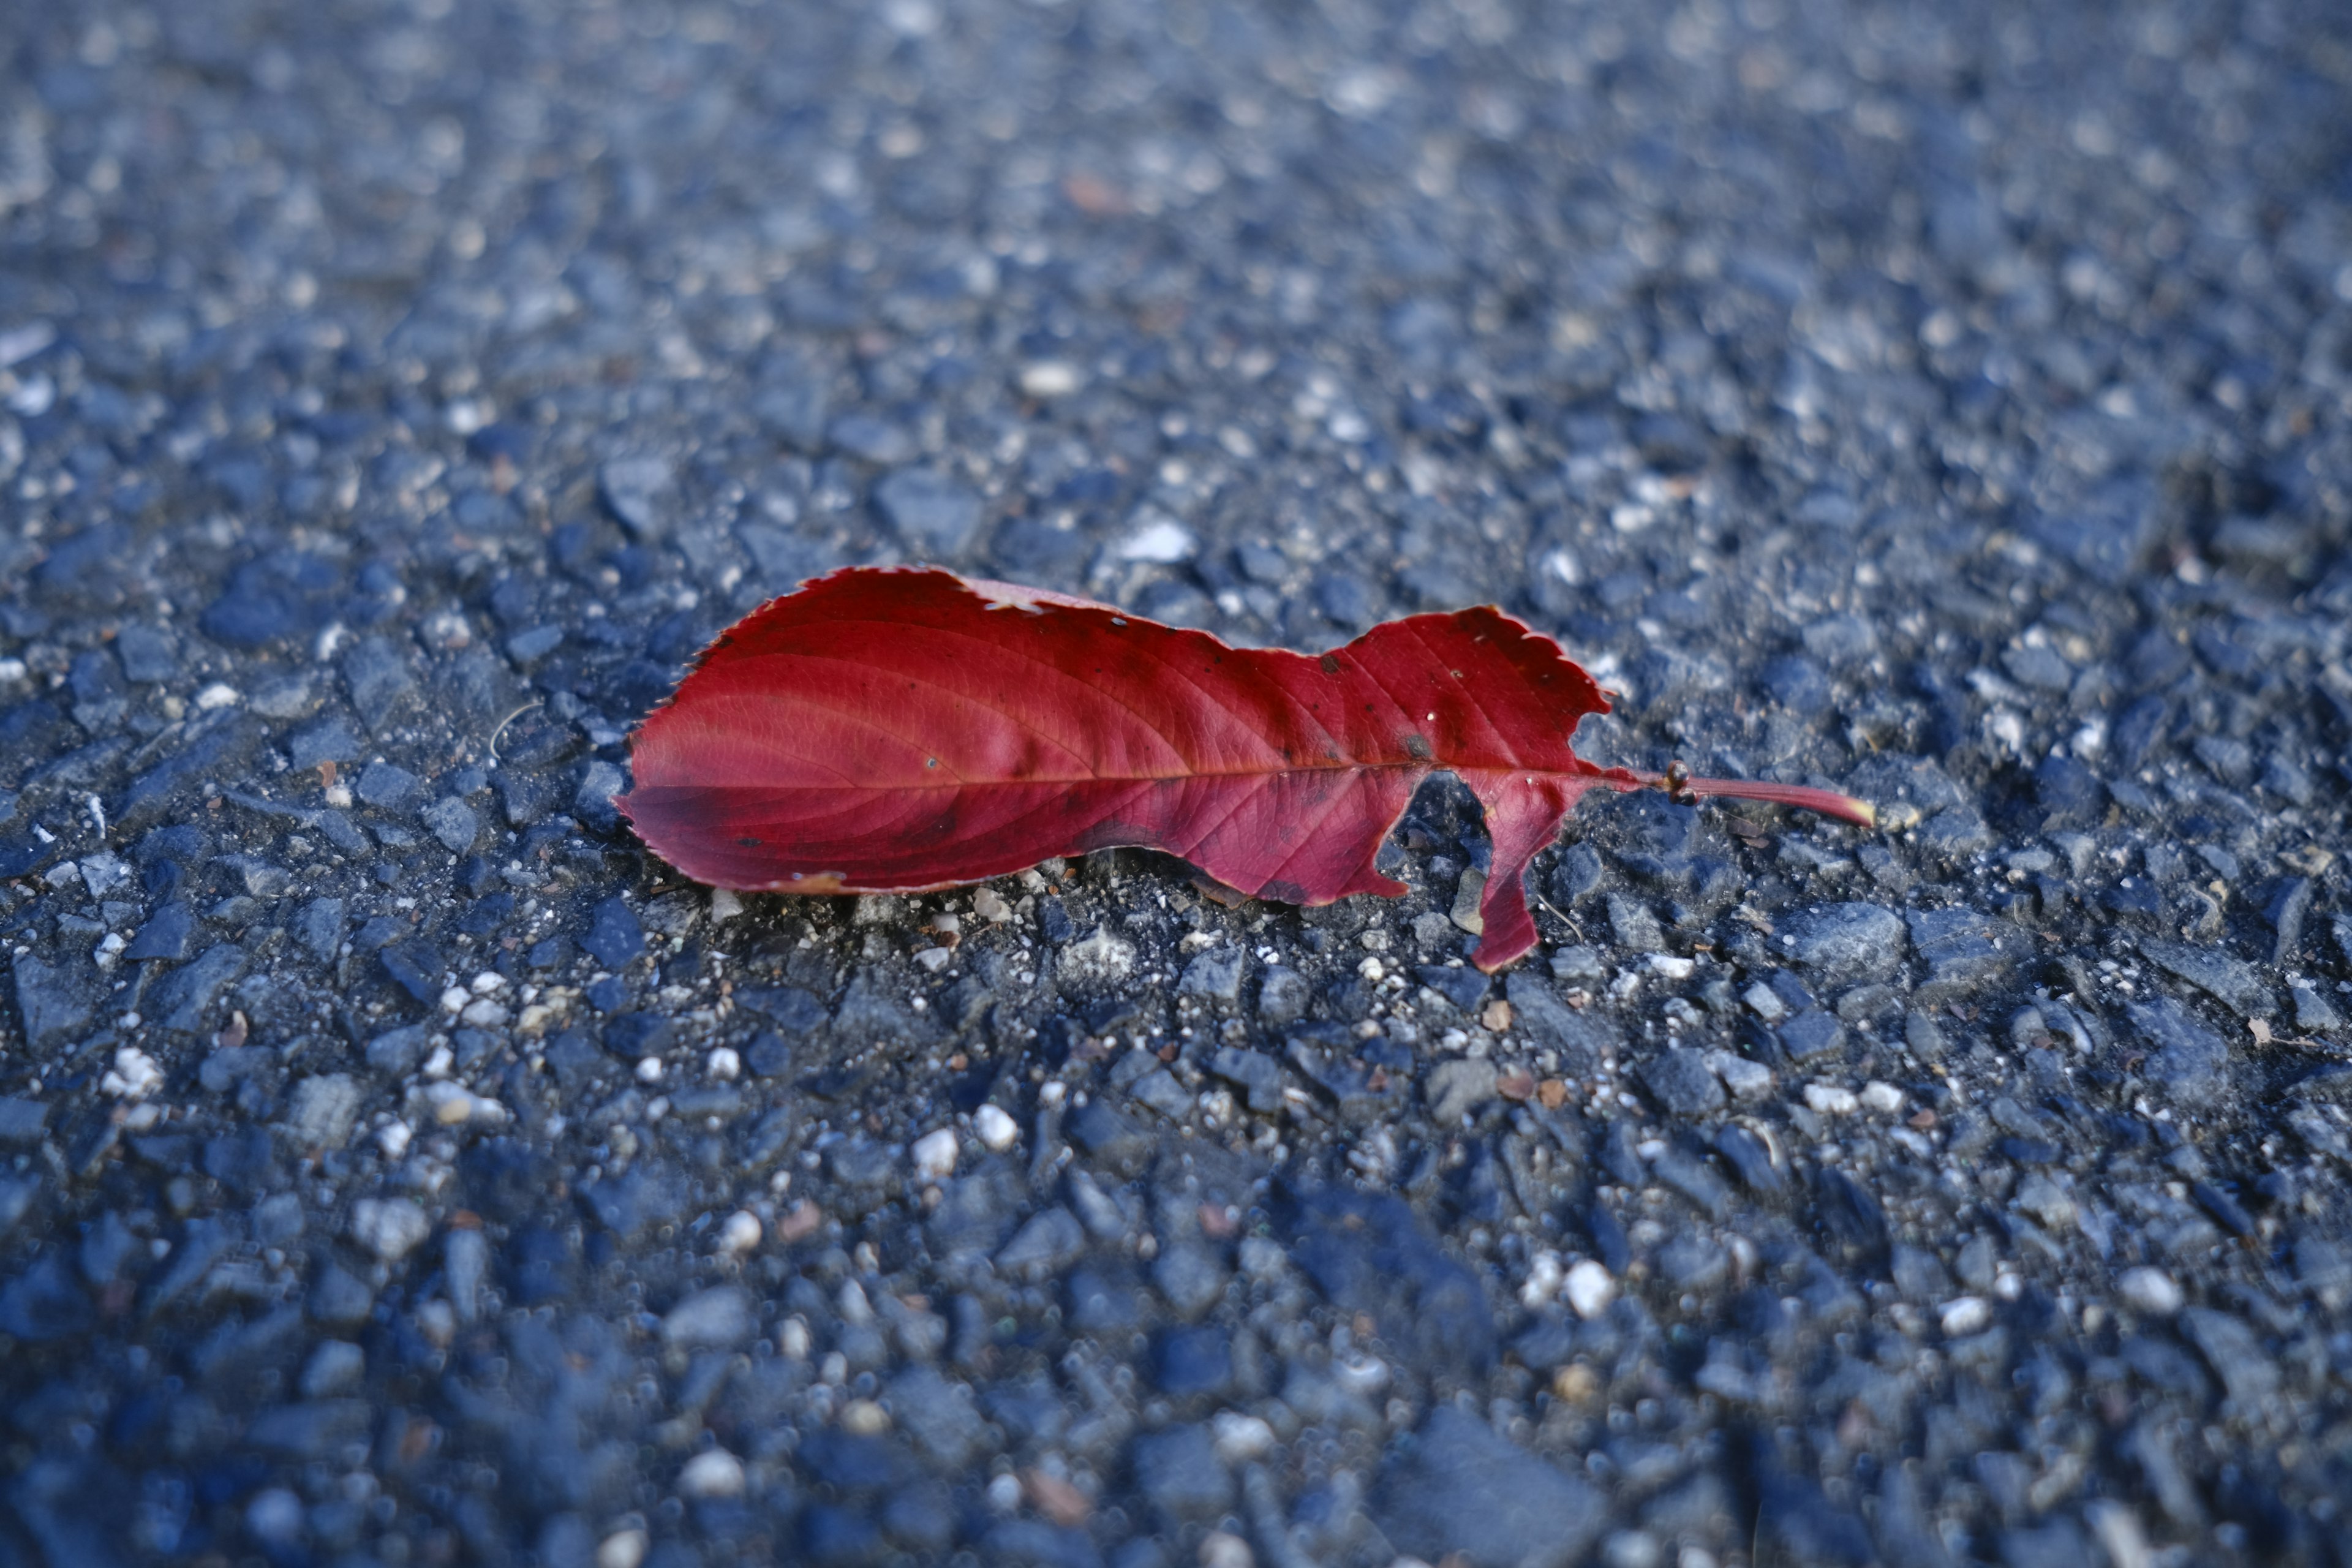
(619, 567, 1872, 972)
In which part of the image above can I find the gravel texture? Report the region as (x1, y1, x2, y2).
(4, 2, 2352, 1566)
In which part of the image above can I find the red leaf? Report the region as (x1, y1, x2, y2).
(619, 567, 1873, 972)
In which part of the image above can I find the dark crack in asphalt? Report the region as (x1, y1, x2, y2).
(4, 1, 2352, 1566)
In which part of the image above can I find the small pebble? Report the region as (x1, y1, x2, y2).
(677, 1449, 745, 1499)
(911, 1126, 960, 1180)
(717, 1210, 762, 1254)
(1565, 1259, 1616, 1320)
(973, 1103, 1019, 1152)
(1938, 1295, 1991, 1335)
(1803, 1083, 1859, 1115)
(839, 1398, 891, 1435)
(2116, 1266, 2183, 1316)
(1018, 360, 1084, 398)
(597, 1530, 649, 1568)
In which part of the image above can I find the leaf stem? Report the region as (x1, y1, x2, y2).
(1623, 768, 1877, 827)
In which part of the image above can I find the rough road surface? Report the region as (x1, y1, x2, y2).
(5, 2, 2352, 1566)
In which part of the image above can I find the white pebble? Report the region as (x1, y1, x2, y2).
(677, 1449, 745, 1499)
(377, 1120, 414, 1159)
(1803, 1082, 1859, 1116)
(1519, 1249, 1564, 1308)
(103, 1046, 163, 1099)
(439, 986, 470, 1015)
(1937, 1295, 1991, 1336)
(709, 888, 744, 922)
(973, 1103, 1019, 1152)
(1211, 1411, 1277, 1464)
(717, 1210, 762, 1254)
(1017, 360, 1083, 398)
(1565, 1259, 1616, 1320)
(596, 1529, 649, 1568)
(971, 886, 1012, 922)
(911, 1126, 960, 1180)
(1860, 1080, 1905, 1114)
(635, 1057, 664, 1083)
(1647, 954, 1695, 980)
(707, 1047, 742, 1081)
(2116, 1266, 2182, 1316)
(1117, 516, 1196, 564)
(193, 682, 241, 711)
(350, 1197, 431, 1263)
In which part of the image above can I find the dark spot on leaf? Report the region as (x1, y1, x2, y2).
(1319, 654, 1341, 674)
(1404, 734, 1433, 760)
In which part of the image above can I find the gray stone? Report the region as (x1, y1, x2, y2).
(875, 467, 984, 557)
(599, 453, 676, 538)
(889, 1365, 986, 1466)
(285, 1074, 361, 1150)
(300, 1340, 365, 1398)
(1908, 907, 2012, 1001)
(2178, 1306, 2280, 1408)
(355, 762, 420, 809)
(1506, 970, 1619, 1071)
(1427, 1058, 1499, 1125)
(1776, 1009, 1845, 1061)
(1607, 892, 1665, 952)
(0, 1176, 38, 1240)
(1208, 1046, 1283, 1114)
(10, 954, 93, 1049)
(123, 901, 195, 963)
(2294, 986, 2344, 1033)
(1550, 946, 1606, 985)
(2127, 997, 2230, 1107)
(997, 1207, 1087, 1282)
(293, 897, 345, 963)
(1778, 903, 1905, 986)
(150, 944, 247, 1033)
(1177, 946, 1245, 1003)
(1916, 806, 1992, 859)
(0, 1098, 48, 1147)
(342, 636, 417, 734)
(288, 718, 362, 770)
(421, 796, 480, 852)
(1151, 1242, 1230, 1318)
(364, 1022, 433, 1077)
(446, 1227, 489, 1322)
(2138, 939, 2274, 1019)
(1641, 1049, 1726, 1117)
(245, 1400, 373, 1458)
(1376, 1404, 1605, 1568)
(581, 897, 646, 970)
(307, 1262, 375, 1328)
(350, 1197, 431, 1262)
(1258, 965, 1309, 1025)
(1131, 1425, 1232, 1521)
(662, 1285, 755, 1351)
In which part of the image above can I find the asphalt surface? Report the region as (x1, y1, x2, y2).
(4, 2, 2352, 1566)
